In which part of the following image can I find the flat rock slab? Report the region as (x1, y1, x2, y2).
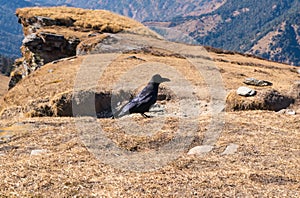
(244, 78, 272, 86)
(30, 149, 48, 156)
(187, 145, 214, 155)
(237, 86, 256, 96)
(221, 143, 239, 155)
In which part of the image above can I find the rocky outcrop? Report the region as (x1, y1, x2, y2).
(9, 7, 159, 89)
(226, 89, 294, 111)
(22, 32, 80, 63)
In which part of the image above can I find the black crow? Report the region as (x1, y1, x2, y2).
(114, 74, 170, 118)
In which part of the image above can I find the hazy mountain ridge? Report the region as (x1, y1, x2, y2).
(0, 0, 223, 58)
(0, 0, 34, 57)
(0, 0, 36, 75)
(168, 0, 300, 65)
(26, 0, 225, 21)
(0, 0, 299, 66)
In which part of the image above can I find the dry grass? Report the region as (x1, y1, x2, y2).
(17, 7, 142, 32)
(8, 38, 299, 113)
(0, 29, 299, 196)
(0, 48, 209, 118)
(0, 111, 299, 197)
(226, 90, 265, 111)
(0, 75, 9, 111)
(16, 7, 160, 39)
(2, 41, 300, 117)
(0, 75, 9, 97)
(210, 52, 300, 92)
(1, 56, 82, 109)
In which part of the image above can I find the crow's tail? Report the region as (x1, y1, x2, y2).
(112, 103, 129, 118)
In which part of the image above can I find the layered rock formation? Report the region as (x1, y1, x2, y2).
(10, 7, 159, 88)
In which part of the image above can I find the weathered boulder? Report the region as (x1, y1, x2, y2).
(24, 15, 75, 27)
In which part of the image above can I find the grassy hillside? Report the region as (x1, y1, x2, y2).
(0, 36, 299, 196)
(0, 6, 299, 196)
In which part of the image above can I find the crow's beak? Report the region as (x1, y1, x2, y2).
(161, 77, 170, 82)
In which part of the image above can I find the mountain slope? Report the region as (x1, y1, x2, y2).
(0, 0, 35, 57)
(26, 0, 225, 21)
(0, 0, 223, 58)
(0, 0, 299, 66)
(168, 0, 300, 65)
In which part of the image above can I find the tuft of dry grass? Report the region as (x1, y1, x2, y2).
(16, 6, 159, 39)
(16, 7, 141, 30)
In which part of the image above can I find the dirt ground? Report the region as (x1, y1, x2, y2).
(0, 110, 299, 197)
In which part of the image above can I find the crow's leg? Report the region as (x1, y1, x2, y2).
(141, 113, 151, 118)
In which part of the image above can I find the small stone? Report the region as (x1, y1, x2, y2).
(221, 143, 239, 155)
(30, 149, 48, 156)
(276, 109, 296, 115)
(297, 69, 300, 74)
(244, 78, 272, 86)
(237, 86, 256, 96)
(88, 33, 99, 37)
(276, 109, 286, 114)
(188, 145, 213, 155)
(126, 55, 145, 61)
(286, 109, 296, 115)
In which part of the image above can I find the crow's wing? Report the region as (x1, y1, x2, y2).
(116, 84, 156, 117)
